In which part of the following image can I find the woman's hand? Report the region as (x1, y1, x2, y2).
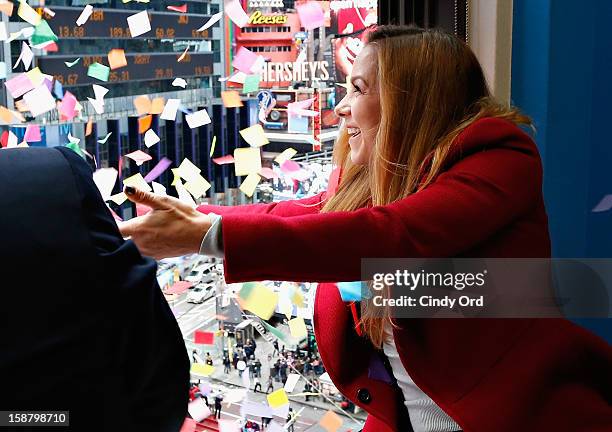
(117, 186, 211, 259)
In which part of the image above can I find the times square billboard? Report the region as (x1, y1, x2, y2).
(232, 0, 378, 89)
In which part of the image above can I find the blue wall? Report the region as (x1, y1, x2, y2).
(512, 0, 612, 342)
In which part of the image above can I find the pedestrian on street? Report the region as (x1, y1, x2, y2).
(232, 351, 239, 369)
(304, 382, 311, 402)
(214, 393, 223, 419)
(266, 376, 274, 394)
(286, 407, 296, 432)
(205, 352, 213, 366)
(253, 376, 261, 393)
(272, 340, 279, 356)
(255, 357, 262, 378)
(223, 355, 231, 374)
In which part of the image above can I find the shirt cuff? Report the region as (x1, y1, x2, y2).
(199, 213, 224, 258)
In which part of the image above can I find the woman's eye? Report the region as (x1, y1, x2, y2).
(352, 84, 362, 94)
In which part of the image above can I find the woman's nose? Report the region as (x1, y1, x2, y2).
(334, 95, 350, 118)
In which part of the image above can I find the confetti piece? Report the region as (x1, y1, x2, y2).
(172, 77, 187, 88)
(18, 0, 41, 26)
(59, 91, 78, 120)
(133, 95, 151, 115)
(280, 159, 301, 173)
(109, 192, 127, 205)
(125, 150, 152, 166)
(177, 45, 189, 62)
(24, 124, 41, 142)
(296, 1, 325, 31)
(221, 90, 243, 108)
(266, 389, 289, 408)
(209, 135, 216, 157)
(22, 85, 55, 117)
(232, 47, 257, 74)
(274, 148, 297, 165)
(85, 118, 93, 136)
(150, 97, 165, 114)
(31, 19, 58, 46)
(138, 115, 152, 134)
(259, 167, 278, 179)
(239, 124, 269, 147)
(167, 3, 187, 13)
(0, 2, 13, 16)
(123, 172, 152, 192)
(337, 281, 364, 301)
(194, 330, 214, 344)
(4, 73, 34, 98)
(197, 11, 223, 31)
(92, 168, 118, 201)
(64, 57, 81, 68)
(98, 132, 112, 144)
(76, 5, 93, 26)
(143, 156, 172, 182)
(108, 49, 127, 70)
(288, 317, 308, 339)
(319, 410, 343, 432)
(152, 181, 167, 195)
(160, 98, 180, 120)
(185, 108, 211, 128)
(25, 67, 43, 86)
(87, 62, 110, 82)
(127, 10, 151, 37)
(65, 142, 83, 157)
(224, 0, 249, 28)
(0, 105, 13, 123)
(234, 147, 261, 176)
(176, 157, 201, 182)
(238, 282, 277, 320)
(242, 74, 260, 94)
(187, 396, 212, 421)
(184, 174, 211, 199)
(592, 195, 612, 212)
(144, 129, 160, 148)
(13, 41, 33, 70)
(283, 374, 301, 393)
(239, 172, 260, 197)
(212, 155, 234, 165)
(175, 180, 197, 207)
(88, 97, 105, 114)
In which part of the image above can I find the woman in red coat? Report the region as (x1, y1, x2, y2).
(120, 26, 611, 431)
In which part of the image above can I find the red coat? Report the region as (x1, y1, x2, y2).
(197, 118, 612, 431)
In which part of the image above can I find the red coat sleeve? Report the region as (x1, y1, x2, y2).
(221, 119, 545, 283)
(196, 191, 326, 217)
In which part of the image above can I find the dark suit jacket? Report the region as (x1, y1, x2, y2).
(0, 147, 189, 431)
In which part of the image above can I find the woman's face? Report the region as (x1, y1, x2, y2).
(334, 44, 381, 165)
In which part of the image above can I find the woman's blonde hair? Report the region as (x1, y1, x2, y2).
(320, 25, 533, 348)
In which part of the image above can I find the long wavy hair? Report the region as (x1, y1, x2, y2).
(320, 25, 533, 348)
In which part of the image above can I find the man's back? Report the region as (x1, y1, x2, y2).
(0, 147, 189, 431)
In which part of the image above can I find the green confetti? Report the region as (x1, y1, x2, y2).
(242, 74, 261, 94)
(261, 320, 293, 345)
(87, 62, 110, 82)
(65, 142, 85, 158)
(64, 58, 81, 68)
(31, 20, 58, 46)
(239, 282, 257, 300)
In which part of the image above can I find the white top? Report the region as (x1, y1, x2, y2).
(383, 325, 461, 432)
